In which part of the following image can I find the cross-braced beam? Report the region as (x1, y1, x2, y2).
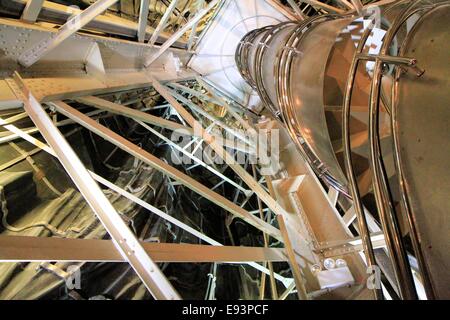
(0, 113, 291, 286)
(148, 0, 181, 46)
(51, 101, 282, 241)
(19, 0, 119, 67)
(151, 77, 291, 220)
(145, 0, 222, 67)
(5, 72, 180, 300)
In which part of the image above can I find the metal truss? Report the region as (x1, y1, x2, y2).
(0, 106, 292, 288)
(0, 0, 396, 301)
(5, 72, 181, 300)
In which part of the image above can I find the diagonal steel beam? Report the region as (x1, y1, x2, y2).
(76, 96, 191, 132)
(19, 0, 119, 67)
(0, 115, 289, 286)
(75, 96, 251, 153)
(299, 0, 345, 14)
(187, 0, 205, 50)
(350, 0, 364, 15)
(144, 0, 221, 67)
(6, 73, 181, 300)
(148, 0, 181, 46)
(286, 0, 307, 20)
(151, 77, 291, 220)
(50, 101, 282, 242)
(164, 87, 252, 144)
(137, 120, 251, 194)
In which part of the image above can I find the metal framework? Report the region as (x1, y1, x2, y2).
(5, 72, 181, 300)
(0, 0, 441, 301)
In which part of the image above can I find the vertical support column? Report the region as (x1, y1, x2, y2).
(137, 0, 150, 42)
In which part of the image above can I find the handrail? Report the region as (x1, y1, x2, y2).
(342, 20, 383, 300)
(367, 0, 438, 300)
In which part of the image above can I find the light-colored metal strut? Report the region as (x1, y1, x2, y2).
(6, 72, 181, 300)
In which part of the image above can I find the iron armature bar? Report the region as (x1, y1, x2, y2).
(148, 0, 181, 46)
(144, 0, 222, 67)
(7, 73, 181, 300)
(286, 0, 307, 20)
(51, 101, 283, 242)
(137, 0, 150, 42)
(18, 0, 119, 68)
(151, 78, 293, 220)
(0, 109, 108, 145)
(0, 236, 287, 263)
(187, 0, 205, 51)
(162, 87, 253, 145)
(20, 0, 45, 22)
(350, 0, 364, 15)
(94, 172, 291, 285)
(75, 96, 252, 154)
(137, 120, 251, 194)
(0, 115, 291, 286)
(76, 96, 190, 132)
(342, 24, 384, 300)
(298, 0, 345, 14)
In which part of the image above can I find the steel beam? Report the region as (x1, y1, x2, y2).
(137, 0, 150, 42)
(19, 0, 119, 67)
(187, 0, 205, 50)
(76, 96, 191, 133)
(0, 236, 286, 263)
(350, 0, 364, 15)
(286, 0, 307, 20)
(75, 96, 251, 153)
(6, 73, 181, 300)
(0, 115, 290, 286)
(277, 215, 308, 300)
(299, 0, 345, 14)
(165, 87, 252, 144)
(137, 120, 250, 194)
(21, 0, 45, 22)
(1, 0, 186, 45)
(151, 78, 291, 220)
(148, 0, 181, 46)
(145, 0, 221, 67)
(50, 101, 282, 242)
